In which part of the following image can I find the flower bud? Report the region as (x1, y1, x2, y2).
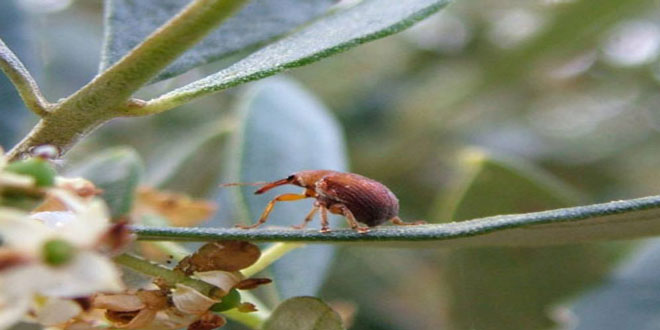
(42, 239, 76, 266)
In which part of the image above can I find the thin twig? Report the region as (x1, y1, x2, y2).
(0, 38, 51, 117)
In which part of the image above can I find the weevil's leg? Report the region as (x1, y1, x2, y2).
(292, 202, 320, 230)
(390, 216, 426, 226)
(319, 205, 330, 233)
(329, 204, 369, 234)
(236, 193, 309, 229)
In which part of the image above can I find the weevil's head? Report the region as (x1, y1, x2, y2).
(254, 170, 337, 194)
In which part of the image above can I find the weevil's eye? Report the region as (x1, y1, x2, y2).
(286, 175, 295, 181)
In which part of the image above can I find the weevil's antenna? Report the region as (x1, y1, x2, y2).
(254, 178, 291, 194)
(218, 181, 268, 188)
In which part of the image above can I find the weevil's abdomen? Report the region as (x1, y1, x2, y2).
(315, 172, 399, 227)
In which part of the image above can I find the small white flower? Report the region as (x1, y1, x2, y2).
(0, 191, 124, 329)
(36, 298, 82, 326)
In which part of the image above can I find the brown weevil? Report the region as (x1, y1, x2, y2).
(228, 170, 425, 233)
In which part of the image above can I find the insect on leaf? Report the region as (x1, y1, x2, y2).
(218, 77, 347, 300)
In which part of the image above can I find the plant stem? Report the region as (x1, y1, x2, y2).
(242, 242, 304, 277)
(8, 0, 249, 160)
(114, 253, 220, 297)
(0, 38, 50, 117)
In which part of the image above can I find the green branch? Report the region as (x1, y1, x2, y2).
(114, 253, 220, 297)
(8, 0, 249, 160)
(0, 38, 50, 117)
(131, 195, 660, 247)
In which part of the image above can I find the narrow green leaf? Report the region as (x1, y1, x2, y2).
(144, 0, 451, 113)
(67, 147, 143, 218)
(133, 194, 660, 246)
(434, 149, 618, 330)
(101, 0, 334, 82)
(220, 77, 347, 300)
(263, 297, 344, 330)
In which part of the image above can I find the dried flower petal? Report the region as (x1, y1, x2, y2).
(176, 241, 260, 275)
(0, 249, 30, 271)
(172, 284, 218, 315)
(187, 312, 226, 330)
(234, 278, 272, 290)
(136, 187, 217, 227)
(131, 308, 199, 330)
(97, 221, 135, 255)
(107, 309, 157, 329)
(55, 177, 103, 198)
(65, 320, 97, 330)
(93, 294, 145, 311)
(193, 271, 244, 292)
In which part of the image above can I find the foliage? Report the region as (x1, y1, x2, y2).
(1, 0, 660, 329)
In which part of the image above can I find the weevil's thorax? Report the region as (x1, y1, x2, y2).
(292, 170, 340, 190)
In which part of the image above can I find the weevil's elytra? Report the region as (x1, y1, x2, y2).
(233, 170, 425, 233)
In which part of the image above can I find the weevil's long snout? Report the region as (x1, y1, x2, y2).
(254, 178, 292, 194)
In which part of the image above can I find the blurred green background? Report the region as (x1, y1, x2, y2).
(3, 0, 660, 329)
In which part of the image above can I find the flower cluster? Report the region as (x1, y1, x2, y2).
(0, 154, 128, 329)
(0, 150, 271, 330)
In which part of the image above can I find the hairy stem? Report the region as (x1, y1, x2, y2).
(0, 38, 50, 117)
(114, 253, 220, 297)
(8, 0, 249, 160)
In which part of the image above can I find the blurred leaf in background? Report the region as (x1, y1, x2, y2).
(568, 239, 660, 330)
(0, 0, 34, 149)
(432, 148, 623, 330)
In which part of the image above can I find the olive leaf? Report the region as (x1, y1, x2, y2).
(133, 193, 660, 246)
(144, 0, 451, 112)
(433, 149, 620, 330)
(263, 297, 344, 330)
(66, 147, 144, 218)
(217, 77, 347, 299)
(101, 0, 334, 82)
